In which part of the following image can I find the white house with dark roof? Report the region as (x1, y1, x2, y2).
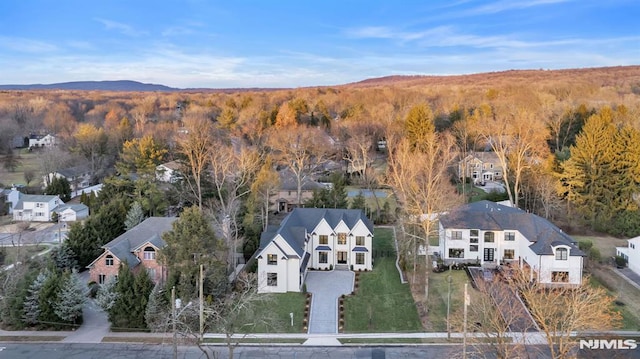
(439, 200, 584, 286)
(12, 194, 63, 222)
(28, 133, 56, 148)
(87, 217, 177, 285)
(617, 236, 640, 276)
(45, 164, 92, 190)
(156, 160, 183, 183)
(53, 203, 89, 222)
(270, 169, 329, 213)
(256, 208, 374, 293)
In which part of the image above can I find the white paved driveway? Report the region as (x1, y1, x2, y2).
(305, 270, 354, 334)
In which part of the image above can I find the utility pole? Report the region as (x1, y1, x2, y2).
(447, 264, 452, 340)
(199, 264, 204, 341)
(463, 283, 469, 359)
(172, 286, 177, 359)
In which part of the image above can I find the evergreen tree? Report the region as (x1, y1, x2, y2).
(44, 176, 72, 202)
(54, 272, 87, 324)
(326, 173, 348, 208)
(22, 270, 50, 326)
(95, 276, 118, 311)
(350, 191, 367, 211)
(124, 201, 146, 230)
(37, 272, 63, 329)
(145, 282, 169, 332)
(49, 244, 78, 272)
(108, 264, 136, 330)
(560, 109, 617, 230)
(404, 103, 436, 153)
(130, 269, 154, 329)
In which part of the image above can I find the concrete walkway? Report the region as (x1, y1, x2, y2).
(305, 270, 354, 334)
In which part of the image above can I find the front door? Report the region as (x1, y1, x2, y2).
(484, 248, 495, 262)
(337, 251, 347, 264)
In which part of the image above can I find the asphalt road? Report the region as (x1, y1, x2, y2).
(0, 343, 475, 359)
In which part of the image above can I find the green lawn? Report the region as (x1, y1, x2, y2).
(251, 292, 307, 333)
(588, 271, 640, 330)
(427, 269, 472, 331)
(343, 228, 422, 333)
(0, 149, 44, 188)
(0, 245, 47, 266)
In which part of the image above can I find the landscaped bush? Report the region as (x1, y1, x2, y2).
(615, 255, 627, 268)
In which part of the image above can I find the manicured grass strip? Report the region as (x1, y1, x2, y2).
(339, 337, 509, 344)
(588, 274, 640, 330)
(252, 292, 306, 333)
(102, 336, 169, 344)
(343, 228, 422, 333)
(427, 269, 472, 332)
(0, 336, 66, 342)
(203, 338, 306, 344)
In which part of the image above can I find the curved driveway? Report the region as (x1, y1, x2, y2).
(305, 270, 354, 334)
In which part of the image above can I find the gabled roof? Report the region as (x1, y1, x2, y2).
(13, 194, 61, 210)
(440, 200, 584, 257)
(95, 217, 177, 268)
(277, 170, 326, 191)
(259, 208, 374, 257)
(158, 160, 182, 171)
(54, 203, 88, 213)
(56, 164, 91, 178)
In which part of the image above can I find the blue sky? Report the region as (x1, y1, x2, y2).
(0, 0, 637, 88)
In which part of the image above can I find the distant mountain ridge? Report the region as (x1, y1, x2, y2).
(0, 80, 177, 92)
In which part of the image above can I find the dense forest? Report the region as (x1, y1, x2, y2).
(1, 65, 640, 238)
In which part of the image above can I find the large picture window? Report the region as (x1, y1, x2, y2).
(552, 271, 569, 283)
(503, 249, 515, 259)
(267, 254, 278, 265)
(143, 246, 156, 260)
(449, 248, 465, 258)
(319, 252, 328, 264)
(337, 233, 347, 245)
(267, 273, 278, 286)
(356, 253, 365, 265)
(484, 232, 495, 243)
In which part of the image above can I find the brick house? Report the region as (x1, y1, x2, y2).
(87, 217, 177, 285)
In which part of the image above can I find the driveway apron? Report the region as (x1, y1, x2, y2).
(305, 270, 354, 334)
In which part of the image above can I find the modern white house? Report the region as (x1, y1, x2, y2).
(617, 236, 640, 275)
(53, 203, 89, 222)
(256, 208, 374, 293)
(12, 194, 64, 222)
(438, 200, 585, 286)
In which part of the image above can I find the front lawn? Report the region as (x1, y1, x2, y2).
(588, 270, 640, 330)
(343, 228, 422, 332)
(426, 269, 472, 331)
(251, 292, 306, 333)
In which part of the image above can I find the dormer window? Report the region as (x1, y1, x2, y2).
(267, 254, 277, 265)
(143, 246, 156, 260)
(555, 247, 568, 260)
(105, 255, 114, 266)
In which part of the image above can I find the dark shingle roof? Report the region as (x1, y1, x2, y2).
(101, 217, 177, 267)
(440, 200, 584, 257)
(260, 208, 374, 257)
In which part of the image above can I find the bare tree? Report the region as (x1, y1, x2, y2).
(268, 126, 332, 207)
(386, 119, 462, 303)
(177, 114, 214, 209)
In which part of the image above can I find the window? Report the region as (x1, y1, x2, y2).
(505, 232, 516, 241)
(36, 203, 43, 208)
(105, 255, 114, 266)
(555, 248, 568, 260)
(470, 245, 478, 252)
(319, 235, 328, 245)
(449, 248, 464, 258)
(356, 236, 365, 245)
(267, 254, 277, 265)
(356, 253, 365, 265)
(337, 233, 347, 245)
(451, 231, 463, 240)
(484, 232, 495, 243)
(470, 230, 479, 243)
(504, 249, 515, 259)
(98, 274, 106, 284)
(143, 246, 156, 260)
(267, 273, 278, 286)
(552, 271, 569, 283)
(319, 252, 328, 264)
(147, 268, 156, 279)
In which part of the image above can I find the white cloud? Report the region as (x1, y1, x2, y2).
(0, 36, 57, 53)
(94, 18, 147, 37)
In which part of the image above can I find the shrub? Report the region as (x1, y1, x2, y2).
(578, 240, 593, 252)
(589, 247, 601, 263)
(615, 255, 627, 268)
